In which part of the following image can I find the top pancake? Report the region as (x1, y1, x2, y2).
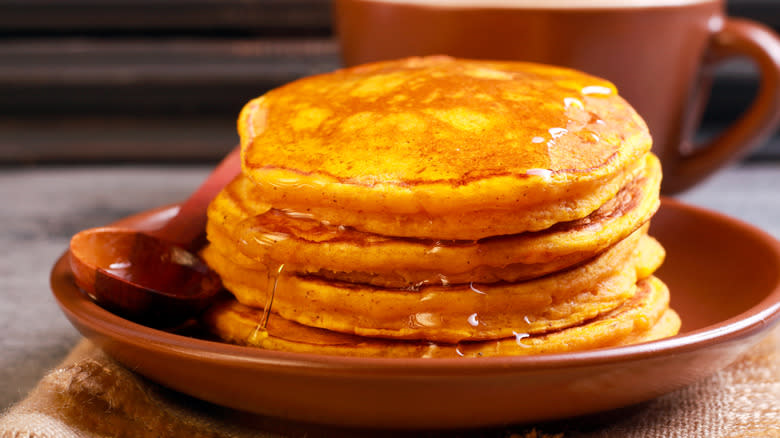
(239, 56, 652, 218)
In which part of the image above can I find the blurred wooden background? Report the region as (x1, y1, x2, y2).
(0, 0, 778, 162)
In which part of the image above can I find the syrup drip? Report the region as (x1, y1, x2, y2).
(260, 263, 285, 330)
(548, 127, 568, 139)
(469, 282, 486, 295)
(563, 97, 584, 110)
(526, 168, 553, 182)
(512, 331, 531, 347)
(425, 241, 444, 255)
(248, 263, 285, 346)
(581, 85, 613, 96)
(279, 209, 317, 221)
(408, 312, 438, 328)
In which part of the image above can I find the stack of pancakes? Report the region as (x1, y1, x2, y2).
(201, 56, 680, 358)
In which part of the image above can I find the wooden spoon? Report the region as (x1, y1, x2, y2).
(69, 147, 241, 327)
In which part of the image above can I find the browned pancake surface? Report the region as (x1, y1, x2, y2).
(239, 56, 652, 220)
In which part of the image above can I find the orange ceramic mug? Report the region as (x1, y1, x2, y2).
(334, 0, 780, 193)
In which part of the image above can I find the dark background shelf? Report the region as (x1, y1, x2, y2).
(1, 0, 778, 162)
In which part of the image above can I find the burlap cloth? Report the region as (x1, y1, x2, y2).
(1, 327, 778, 438)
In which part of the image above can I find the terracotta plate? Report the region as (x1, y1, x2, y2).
(50, 197, 780, 429)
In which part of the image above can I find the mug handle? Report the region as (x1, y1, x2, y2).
(667, 18, 780, 194)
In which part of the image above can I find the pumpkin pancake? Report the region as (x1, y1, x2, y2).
(239, 56, 652, 239)
(200, 227, 664, 343)
(204, 276, 679, 358)
(207, 153, 660, 288)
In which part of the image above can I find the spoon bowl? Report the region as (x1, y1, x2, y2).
(68, 147, 241, 326)
(69, 227, 223, 327)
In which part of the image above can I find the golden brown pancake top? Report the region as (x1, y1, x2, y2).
(239, 56, 651, 215)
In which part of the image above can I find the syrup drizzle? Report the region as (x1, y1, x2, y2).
(469, 282, 486, 295)
(564, 97, 584, 110)
(581, 85, 613, 96)
(249, 263, 285, 346)
(260, 263, 285, 330)
(512, 331, 531, 347)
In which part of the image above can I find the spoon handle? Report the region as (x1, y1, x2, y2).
(151, 146, 242, 247)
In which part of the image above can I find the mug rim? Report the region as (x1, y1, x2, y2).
(340, 0, 720, 10)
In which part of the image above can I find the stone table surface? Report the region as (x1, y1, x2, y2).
(1, 162, 779, 411)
